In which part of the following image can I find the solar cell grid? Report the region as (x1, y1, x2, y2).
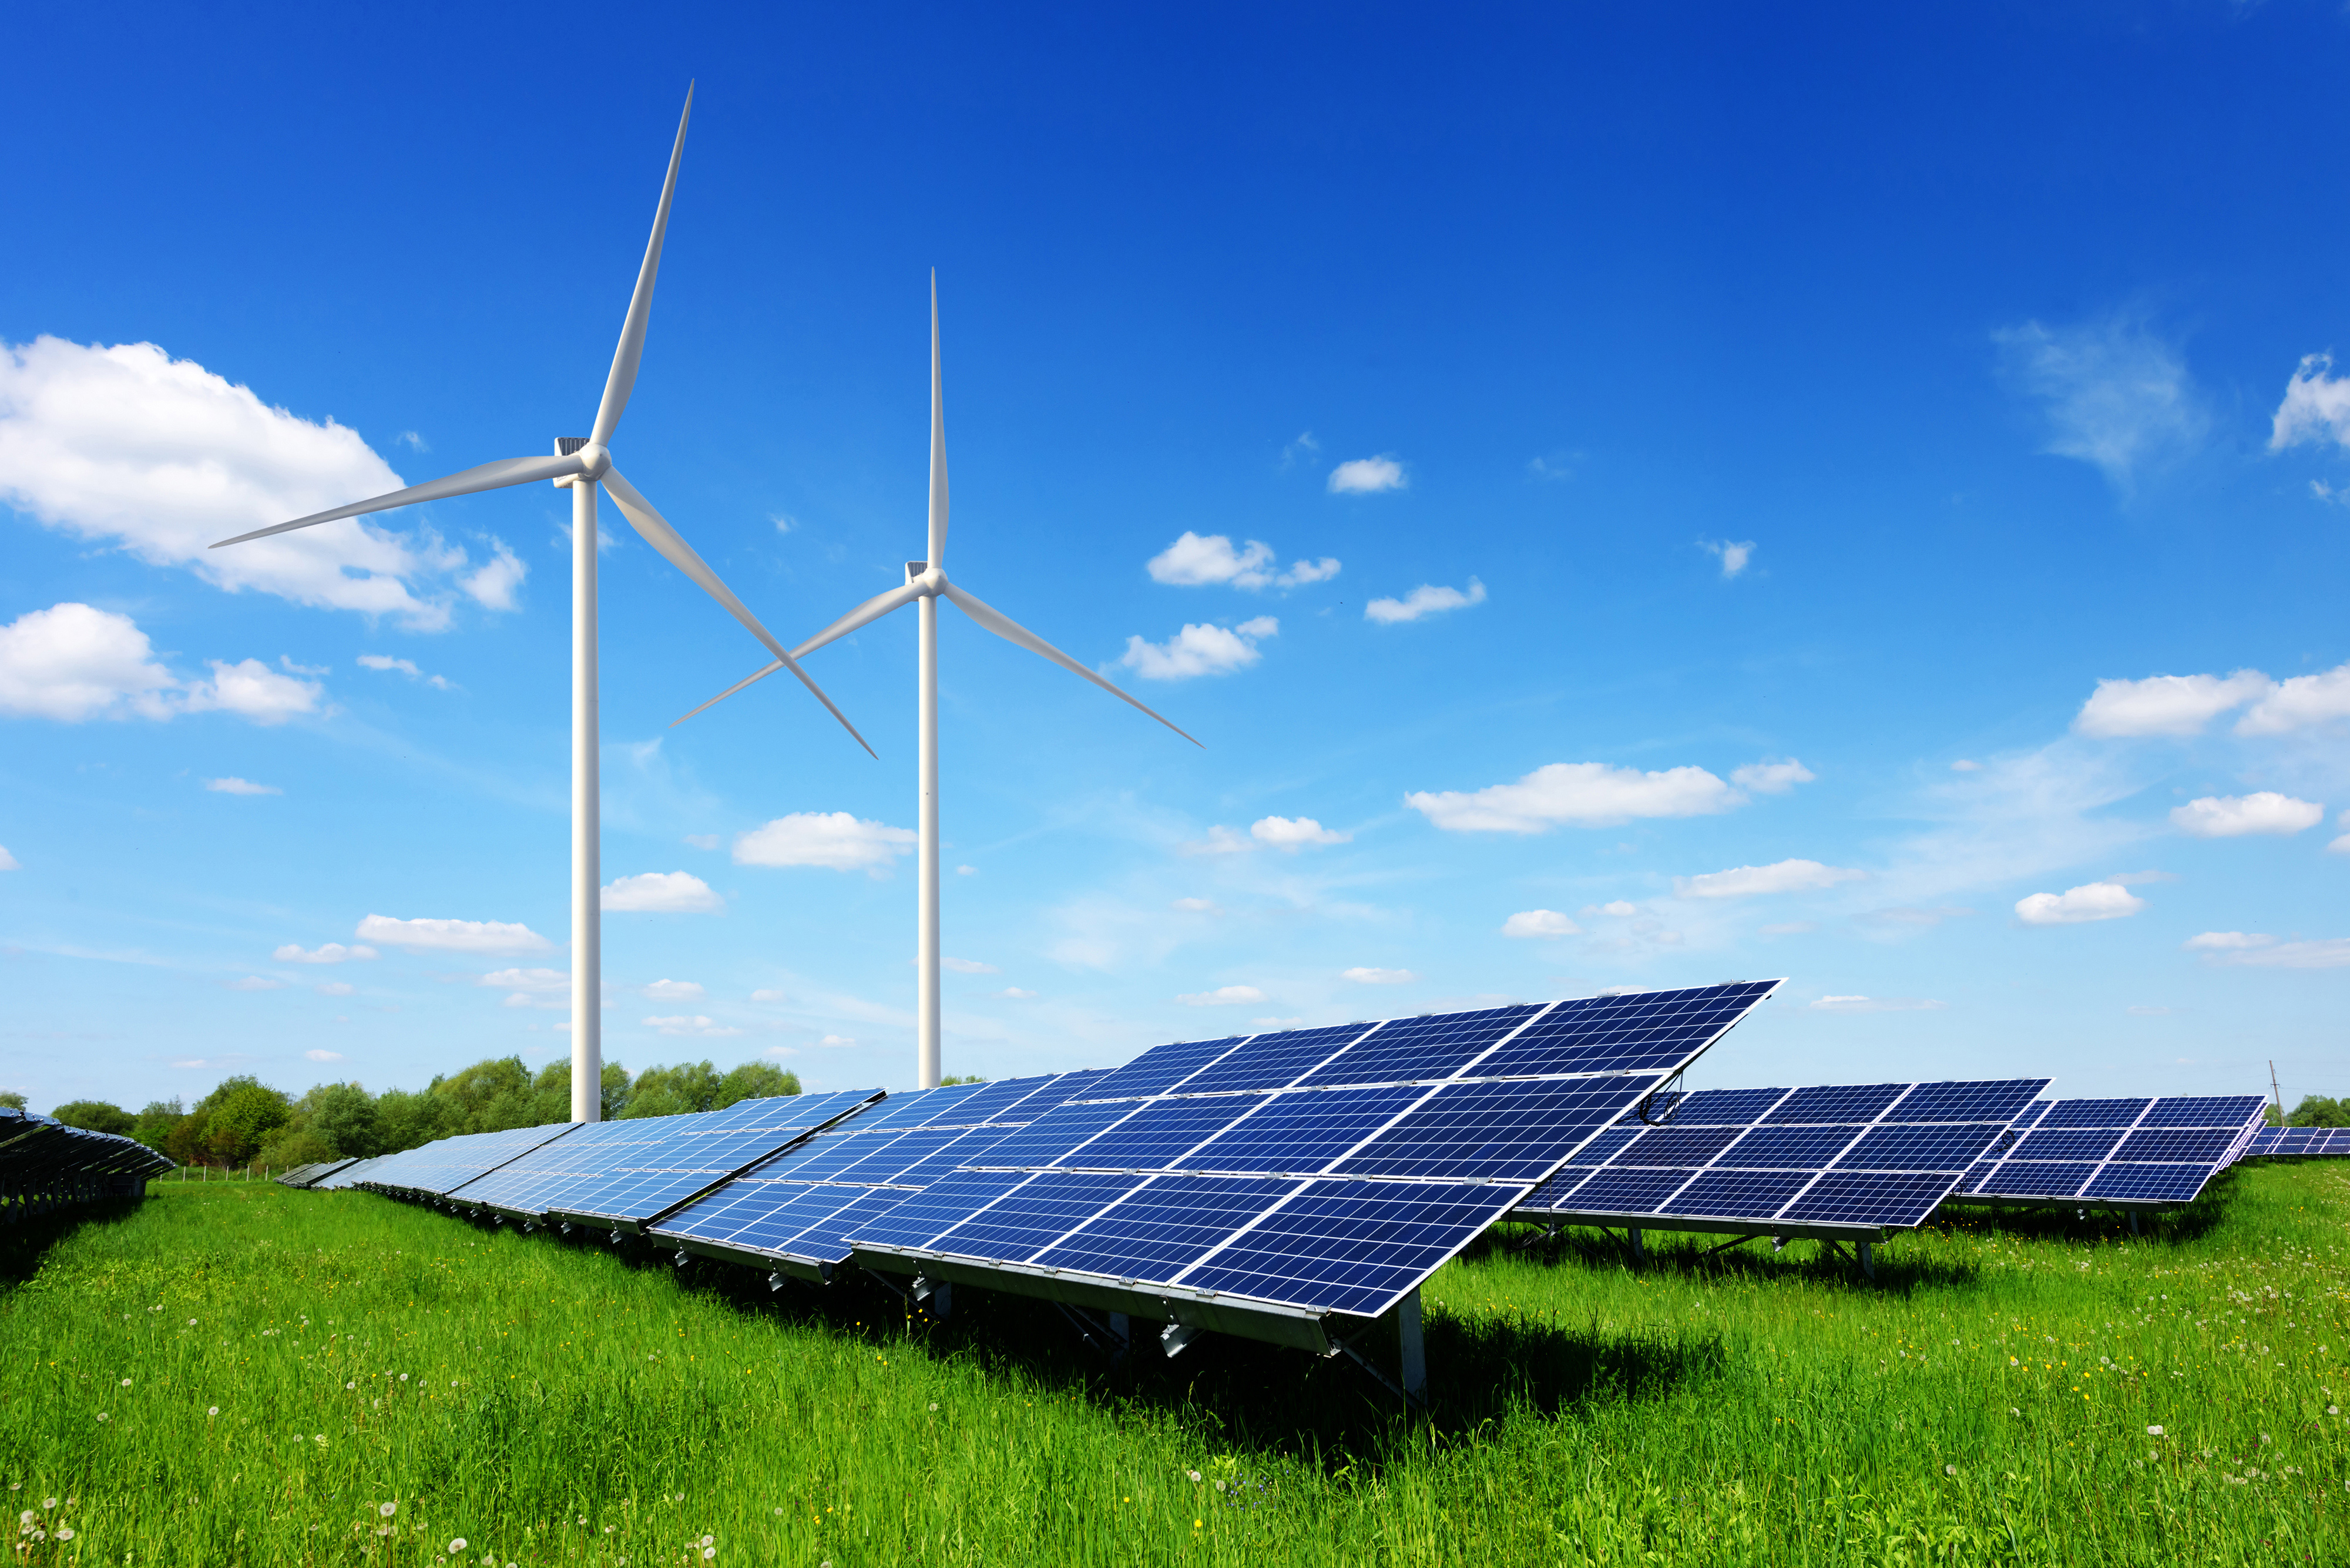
(1177, 1023, 1375, 1096)
(1958, 1094, 2267, 1206)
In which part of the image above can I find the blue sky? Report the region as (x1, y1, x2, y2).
(4, 3, 2346, 1113)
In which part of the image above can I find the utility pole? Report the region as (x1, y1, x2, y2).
(2270, 1060, 2285, 1126)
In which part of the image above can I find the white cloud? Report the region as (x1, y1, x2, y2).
(358, 652, 454, 690)
(394, 431, 427, 452)
(1807, 995, 1949, 1013)
(1729, 758, 1815, 794)
(2270, 351, 2350, 451)
(1176, 985, 1268, 1005)
(1502, 909, 1580, 939)
(0, 845, 17, 870)
(1177, 825, 1253, 856)
(999, 986, 1038, 999)
(461, 543, 526, 611)
(314, 982, 354, 998)
(2332, 830, 2350, 855)
(2169, 793, 2324, 838)
(2183, 931, 2271, 951)
(642, 979, 705, 1003)
(1701, 539, 1755, 579)
(2198, 938, 2350, 969)
(1342, 966, 1418, 985)
(643, 1015, 743, 1038)
(205, 776, 281, 795)
(733, 812, 916, 873)
(750, 988, 788, 1003)
(1675, 858, 1867, 899)
(1251, 815, 1350, 850)
(815, 1033, 858, 1048)
(226, 976, 284, 991)
(602, 870, 723, 912)
(1277, 558, 1342, 586)
(180, 657, 325, 725)
(1328, 455, 1406, 494)
(1118, 618, 1276, 680)
(479, 966, 568, 992)
(304, 1046, 347, 1059)
(1147, 532, 1271, 586)
(1993, 312, 2206, 491)
(956, 864, 978, 875)
(1365, 578, 1486, 625)
(0, 603, 175, 720)
(942, 957, 999, 975)
(273, 942, 378, 965)
(2014, 881, 2146, 925)
(0, 337, 506, 627)
(1171, 897, 1221, 914)
(2074, 671, 2272, 737)
(1280, 432, 1320, 469)
(2237, 662, 2350, 735)
(1406, 761, 1744, 833)
(356, 915, 551, 954)
(1583, 900, 1639, 918)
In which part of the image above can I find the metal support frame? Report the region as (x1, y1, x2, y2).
(1053, 1301, 1132, 1361)
(1327, 1287, 1428, 1413)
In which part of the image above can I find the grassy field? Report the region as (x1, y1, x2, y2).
(4, 1163, 2345, 1567)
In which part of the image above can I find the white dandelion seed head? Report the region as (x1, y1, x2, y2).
(120, 1378, 131, 1386)
(381, 1503, 397, 1517)
(449, 1538, 465, 1552)
(42, 1500, 55, 1510)
(2148, 1425, 2165, 1436)
(700, 1536, 713, 1547)
(1188, 1470, 1201, 1482)
(703, 1550, 715, 1561)
(208, 1406, 219, 1416)
(53, 1529, 70, 1542)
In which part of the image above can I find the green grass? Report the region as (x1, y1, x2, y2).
(4, 1163, 2346, 1566)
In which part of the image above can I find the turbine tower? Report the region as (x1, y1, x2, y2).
(678, 275, 1198, 1088)
(211, 86, 872, 1122)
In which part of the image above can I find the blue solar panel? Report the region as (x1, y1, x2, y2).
(358, 1122, 580, 1197)
(1518, 1077, 2050, 1231)
(1958, 1095, 2266, 1205)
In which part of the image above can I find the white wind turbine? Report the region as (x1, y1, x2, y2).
(677, 276, 1199, 1089)
(210, 85, 872, 1123)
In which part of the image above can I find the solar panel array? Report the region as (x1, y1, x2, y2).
(1514, 1078, 2049, 1237)
(850, 982, 1781, 1325)
(0, 1107, 173, 1218)
(360, 1121, 583, 1198)
(2242, 1126, 2350, 1160)
(1954, 1095, 2268, 1206)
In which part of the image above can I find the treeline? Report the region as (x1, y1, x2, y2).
(17, 1056, 801, 1171)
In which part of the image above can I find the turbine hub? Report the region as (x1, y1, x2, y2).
(575, 442, 612, 482)
(904, 560, 947, 596)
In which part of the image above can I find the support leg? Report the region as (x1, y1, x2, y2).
(1626, 1226, 1645, 1267)
(1857, 1240, 1875, 1282)
(1398, 1286, 1426, 1403)
(2129, 1210, 2141, 1236)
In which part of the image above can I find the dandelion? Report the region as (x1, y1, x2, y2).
(700, 1537, 713, 1548)
(2330, 1406, 2342, 1416)
(120, 1378, 131, 1387)
(1187, 1470, 1201, 1483)
(208, 1406, 219, 1417)
(381, 1503, 398, 1518)
(187, 1319, 196, 1326)
(43, 1500, 55, 1510)
(17, 1512, 31, 1525)
(96, 1413, 108, 1423)
(928, 1402, 938, 1411)
(703, 1552, 715, 1562)
(1943, 1463, 1957, 1476)
(347, 1382, 356, 1390)
(2148, 1425, 2165, 1436)
(400, 1373, 409, 1382)
(449, 1538, 466, 1553)
(54, 1529, 71, 1542)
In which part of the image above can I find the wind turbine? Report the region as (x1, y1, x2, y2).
(210, 86, 872, 1124)
(677, 275, 1199, 1089)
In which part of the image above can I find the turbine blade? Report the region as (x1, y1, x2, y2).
(941, 580, 1202, 747)
(926, 270, 948, 570)
(601, 465, 877, 758)
(209, 452, 586, 548)
(671, 660, 784, 727)
(589, 83, 693, 447)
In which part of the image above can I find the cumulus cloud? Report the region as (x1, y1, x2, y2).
(642, 979, 704, 1002)
(1730, 759, 1816, 794)
(2270, 351, 2350, 451)
(643, 1015, 743, 1038)
(942, 957, 999, 974)
(1342, 966, 1418, 985)
(1807, 995, 1949, 1013)
(815, 1033, 857, 1047)
(0, 336, 523, 628)
(602, 871, 723, 912)
(1675, 858, 1867, 899)
(2183, 931, 2271, 951)
(1000, 986, 1038, 999)
(355, 915, 551, 953)
(461, 543, 527, 611)
(1993, 311, 2207, 491)
(1176, 985, 1268, 1005)
(0, 845, 18, 870)
(1118, 617, 1277, 680)
(1407, 761, 1751, 833)
(1502, 909, 1580, 939)
(1177, 825, 1253, 856)
(1701, 539, 1755, 579)
(733, 812, 916, 874)
(2014, 881, 2146, 925)
(1365, 579, 1486, 625)
(1250, 815, 1350, 850)
(479, 966, 568, 992)
(0, 603, 181, 721)
(206, 776, 281, 795)
(2237, 662, 2350, 735)
(2169, 793, 2324, 838)
(304, 1046, 346, 1059)
(956, 864, 978, 875)
(2075, 670, 2272, 737)
(1146, 532, 1341, 591)
(182, 657, 325, 724)
(273, 942, 378, 964)
(1328, 455, 1406, 494)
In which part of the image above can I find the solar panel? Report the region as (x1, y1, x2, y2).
(648, 1072, 1104, 1276)
(355, 1122, 581, 1197)
(847, 982, 1781, 1342)
(1954, 1094, 2267, 1207)
(2242, 1126, 2350, 1160)
(312, 1156, 390, 1190)
(1515, 1077, 2049, 1237)
(0, 1109, 174, 1213)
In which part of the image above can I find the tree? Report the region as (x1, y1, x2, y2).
(133, 1099, 182, 1150)
(619, 1060, 727, 1119)
(52, 1100, 136, 1137)
(307, 1082, 385, 1157)
(0, 1092, 25, 1112)
(939, 1075, 988, 1086)
(170, 1076, 293, 1166)
(529, 1060, 632, 1123)
(718, 1062, 800, 1105)
(2288, 1094, 2350, 1127)
(428, 1056, 538, 1134)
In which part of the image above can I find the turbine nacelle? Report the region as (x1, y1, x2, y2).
(903, 560, 948, 596)
(553, 438, 612, 487)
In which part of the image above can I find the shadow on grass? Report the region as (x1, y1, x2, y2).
(0, 1198, 148, 1287)
(1932, 1188, 2232, 1247)
(1476, 1220, 1986, 1296)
